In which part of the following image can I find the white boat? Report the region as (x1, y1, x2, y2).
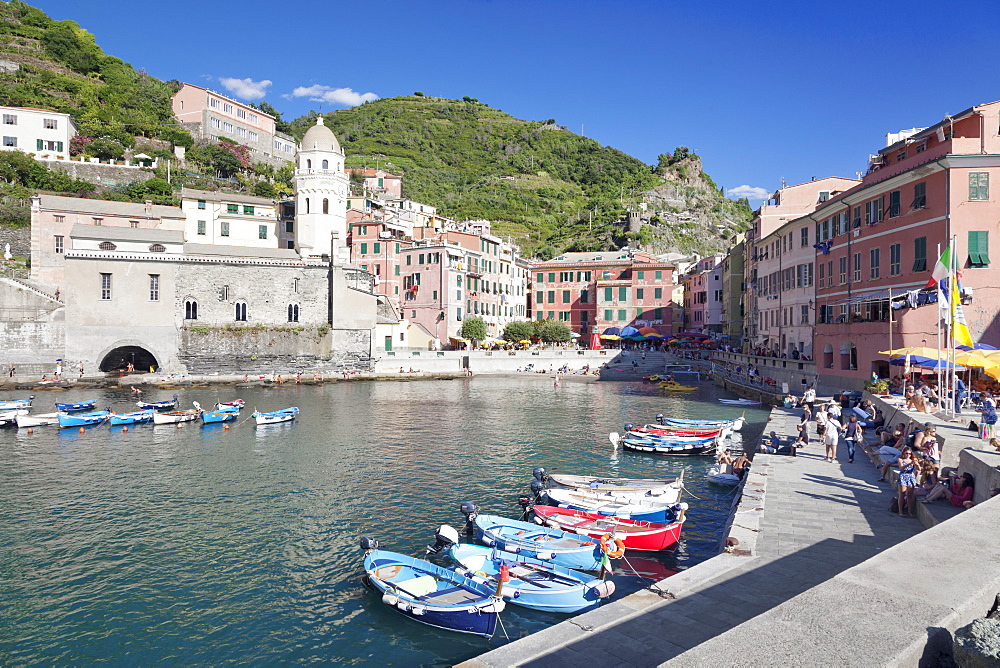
(534, 468, 684, 496)
(0, 408, 28, 425)
(719, 399, 761, 406)
(16, 412, 61, 428)
(252, 407, 299, 425)
(0, 396, 33, 410)
(706, 463, 741, 486)
(152, 408, 199, 425)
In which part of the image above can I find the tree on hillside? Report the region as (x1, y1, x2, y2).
(502, 320, 535, 342)
(460, 316, 487, 345)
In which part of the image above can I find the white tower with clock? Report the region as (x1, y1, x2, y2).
(293, 116, 350, 261)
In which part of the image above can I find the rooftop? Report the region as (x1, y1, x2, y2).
(69, 224, 185, 244)
(181, 188, 276, 206)
(38, 194, 184, 219)
(183, 243, 300, 260)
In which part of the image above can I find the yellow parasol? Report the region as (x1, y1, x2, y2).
(879, 346, 947, 358)
(983, 364, 1000, 382)
(954, 351, 997, 368)
(518, 339, 532, 345)
(600, 334, 621, 340)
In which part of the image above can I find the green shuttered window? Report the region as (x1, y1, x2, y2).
(968, 231, 990, 267)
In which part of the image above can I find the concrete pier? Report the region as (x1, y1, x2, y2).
(462, 404, 1000, 667)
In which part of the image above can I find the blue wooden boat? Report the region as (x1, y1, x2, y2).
(194, 401, 239, 423)
(447, 543, 614, 613)
(0, 395, 33, 410)
(471, 512, 605, 571)
(653, 415, 745, 431)
(360, 536, 505, 638)
(58, 409, 111, 428)
(136, 394, 178, 410)
(55, 400, 96, 413)
(109, 409, 154, 426)
(252, 407, 298, 425)
(611, 431, 718, 456)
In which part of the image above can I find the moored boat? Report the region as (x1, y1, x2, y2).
(719, 398, 761, 406)
(109, 409, 154, 426)
(54, 400, 96, 413)
(151, 409, 199, 425)
(216, 399, 245, 409)
(655, 415, 745, 431)
(615, 434, 718, 456)
(535, 467, 684, 496)
(16, 412, 60, 428)
(658, 380, 697, 392)
(445, 541, 613, 613)
(469, 508, 606, 572)
(0, 395, 33, 410)
(530, 505, 684, 552)
(58, 409, 111, 428)
(136, 394, 179, 410)
(0, 408, 28, 426)
(252, 407, 298, 425)
(360, 536, 505, 638)
(540, 486, 685, 523)
(195, 401, 239, 423)
(706, 463, 741, 486)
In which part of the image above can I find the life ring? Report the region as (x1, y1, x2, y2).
(599, 533, 626, 558)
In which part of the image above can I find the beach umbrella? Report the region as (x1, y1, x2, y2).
(955, 351, 996, 368)
(879, 346, 945, 358)
(620, 326, 640, 337)
(600, 334, 621, 340)
(916, 359, 967, 371)
(889, 355, 934, 366)
(983, 365, 1000, 382)
(638, 326, 660, 336)
(957, 343, 999, 351)
(602, 327, 621, 336)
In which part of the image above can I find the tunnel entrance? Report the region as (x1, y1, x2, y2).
(99, 346, 159, 373)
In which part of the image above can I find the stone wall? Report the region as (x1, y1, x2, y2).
(178, 325, 372, 374)
(372, 349, 612, 374)
(0, 226, 30, 258)
(0, 318, 65, 371)
(38, 159, 156, 188)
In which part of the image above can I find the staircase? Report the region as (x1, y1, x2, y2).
(598, 350, 670, 380)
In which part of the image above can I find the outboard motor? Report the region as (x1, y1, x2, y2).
(359, 535, 379, 553)
(624, 423, 634, 433)
(517, 494, 535, 521)
(460, 501, 479, 536)
(426, 524, 460, 555)
(655, 413, 665, 425)
(529, 479, 547, 504)
(532, 466, 548, 483)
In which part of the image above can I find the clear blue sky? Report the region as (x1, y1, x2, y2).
(31, 0, 1000, 204)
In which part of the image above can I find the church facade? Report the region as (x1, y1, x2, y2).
(6, 117, 378, 376)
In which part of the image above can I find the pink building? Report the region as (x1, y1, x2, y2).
(171, 83, 294, 163)
(347, 169, 402, 200)
(682, 255, 724, 334)
(807, 100, 1000, 389)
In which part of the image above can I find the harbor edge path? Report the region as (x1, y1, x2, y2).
(461, 407, 923, 667)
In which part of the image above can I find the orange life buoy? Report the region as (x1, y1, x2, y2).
(599, 533, 626, 558)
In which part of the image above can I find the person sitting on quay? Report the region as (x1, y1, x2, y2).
(794, 416, 809, 448)
(914, 425, 941, 465)
(921, 471, 975, 508)
(915, 460, 940, 498)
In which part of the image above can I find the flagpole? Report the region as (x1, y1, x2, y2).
(949, 234, 958, 419)
(936, 243, 943, 409)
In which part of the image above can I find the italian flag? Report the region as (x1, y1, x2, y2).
(926, 245, 951, 289)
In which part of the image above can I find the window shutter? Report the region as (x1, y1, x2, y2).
(36, 139, 42, 150)
(57, 141, 63, 151)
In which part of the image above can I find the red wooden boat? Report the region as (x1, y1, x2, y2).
(531, 505, 684, 552)
(631, 426, 722, 439)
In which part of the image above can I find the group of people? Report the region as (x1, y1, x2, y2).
(717, 448, 751, 479)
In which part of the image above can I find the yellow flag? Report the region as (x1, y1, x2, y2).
(951, 277, 974, 348)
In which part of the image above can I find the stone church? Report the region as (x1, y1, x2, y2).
(2, 117, 378, 375)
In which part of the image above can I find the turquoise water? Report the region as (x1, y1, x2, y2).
(0, 378, 767, 665)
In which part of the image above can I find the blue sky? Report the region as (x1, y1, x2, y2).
(31, 0, 1000, 204)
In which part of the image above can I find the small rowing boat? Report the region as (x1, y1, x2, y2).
(534, 468, 684, 495)
(0, 408, 28, 426)
(706, 463, 741, 486)
(136, 394, 179, 410)
(195, 401, 239, 423)
(719, 398, 761, 406)
(0, 396, 33, 410)
(216, 399, 245, 409)
(109, 409, 154, 426)
(530, 505, 684, 552)
(611, 432, 719, 456)
(58, 409, 111, 428)
(540, 487, 685, 523)
(252, 407, 298, 425)
(472, 512, 605, 571)
(658, 380, 697, 391)
(54, 400, 96, 413)
(16, 412, 60, 428)
(360, 536, 505, 638)
(151, 408, 199, 425)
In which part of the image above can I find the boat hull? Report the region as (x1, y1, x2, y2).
(622, 438, 716, 456)
(0, 398, 33, 410)
(152, 410, 199, 425)
(253, 407, 298, 425)
(55, 401, 96, 413)
(447, 544, 610, 613)
(109, 410, 154, 426)
(363, 550, 503, 638)
(16, 413, 59, 428)
(531, 506, 683, 552)
(542, 488, 682, 524)
(475, 514, 604, 571)
(201, 409, 238, 423)
(58, 411, 110, 428)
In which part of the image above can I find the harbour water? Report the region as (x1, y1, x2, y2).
(0, 377, 767, 665)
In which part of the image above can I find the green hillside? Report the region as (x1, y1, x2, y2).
(289, 97, 749, 257)
(0, 1, 190, 150)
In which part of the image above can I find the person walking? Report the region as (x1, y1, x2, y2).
(823, 415, 842, 462)
(802, 385, 817, 416)
(840, 414, 863, 464)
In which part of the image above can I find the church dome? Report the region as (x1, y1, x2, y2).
(301, 116, 341, 153)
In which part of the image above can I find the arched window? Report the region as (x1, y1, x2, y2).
(185, 299, 198, 320)
(235, 301, 247, 322)
(322, 159, 329, 170)
(305, 198, 310, 214)
(148, 244, 166, 253)
(287, 303, 299, 322)
(99, 241, 117, 251)
(306, 159, 312, 169)
(322, 198, 329, 214)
